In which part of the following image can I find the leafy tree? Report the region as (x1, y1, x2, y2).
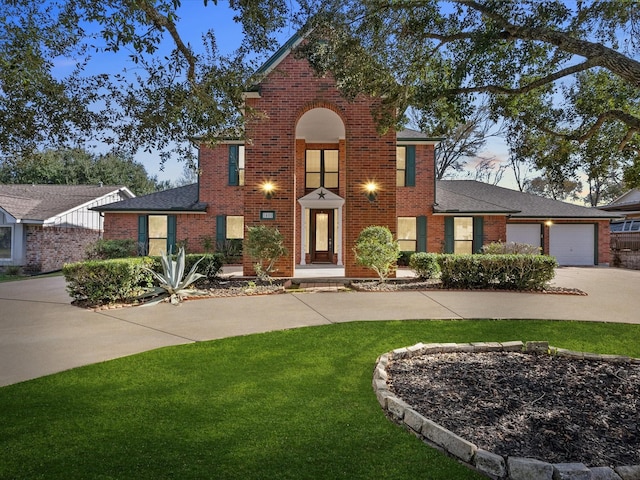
(0, 148, 164, 195)
(244, 225, 287, 280)
(0, 0, 291, 162)
(298, 0, 640, 180)
(353, 225, 400, 282)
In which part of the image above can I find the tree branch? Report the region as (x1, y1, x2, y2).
(456, 0, 640, 87)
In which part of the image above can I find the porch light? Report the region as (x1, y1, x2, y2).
(364, 181, 378, 202)
(545, 220, 553, 227)
(261, 181, 276, 199)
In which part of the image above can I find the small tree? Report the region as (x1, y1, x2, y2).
(353, 226, 400, 282)
(244, 225, 287, 280)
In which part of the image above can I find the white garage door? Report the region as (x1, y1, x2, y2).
(549, 224, 595, 266)
(506, 224, 541, 248)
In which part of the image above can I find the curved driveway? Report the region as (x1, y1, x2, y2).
(1, 267, 639, 387)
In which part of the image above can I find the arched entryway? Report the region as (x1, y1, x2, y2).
(295, 107, 346, 266)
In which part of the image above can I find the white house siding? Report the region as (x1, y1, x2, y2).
(47, 190, 130, 230)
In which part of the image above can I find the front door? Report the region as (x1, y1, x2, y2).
(310, 209, 334, 263)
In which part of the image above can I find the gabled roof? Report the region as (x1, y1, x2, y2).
(435, 180, 620, 219)
(396, 128, 443, 143)
(600, 189, 640, 212)
(0, 184, 133, 222)
(94, 183, 207, 213)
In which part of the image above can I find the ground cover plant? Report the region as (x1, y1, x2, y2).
(1, 320, 639, 479)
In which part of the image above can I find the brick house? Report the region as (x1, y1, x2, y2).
(96, 34, 617, 275)
(0, 184, 134, 272)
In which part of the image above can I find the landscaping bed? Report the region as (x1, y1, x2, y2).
(387, 350, 640, 467)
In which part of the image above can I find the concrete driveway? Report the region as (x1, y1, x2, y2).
(1, 267, 639, 387)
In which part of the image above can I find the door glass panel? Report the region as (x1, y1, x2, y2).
(315, 213, 329, 251)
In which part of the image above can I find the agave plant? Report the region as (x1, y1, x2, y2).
(140, 247, 205, 305)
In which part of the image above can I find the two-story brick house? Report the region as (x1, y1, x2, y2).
(97, 33, 617, 275)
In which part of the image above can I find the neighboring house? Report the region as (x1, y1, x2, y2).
(0, 184, 134, 272)
(599, 189, 640, 232)
(96, 33, 617, 276)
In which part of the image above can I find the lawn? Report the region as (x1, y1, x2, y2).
(1, 319, 639, 479)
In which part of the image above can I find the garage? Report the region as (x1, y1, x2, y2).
(549, 224, 595, 266)
(506, 224, 541, 248)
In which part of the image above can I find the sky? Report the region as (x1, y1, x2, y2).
(56, 0, 512, 187)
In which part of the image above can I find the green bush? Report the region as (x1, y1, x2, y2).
(85, 239, 137, 260)
(482, 241, 541, 255)
(409, 252, 441, 279)
(245, 225, 287, 279)
(437, 254, 557, 290)
(397, 251, 412, 267)
(354, 226, 400, 281)
(63, 253, 223, 306)
(63, 257, 155, 305)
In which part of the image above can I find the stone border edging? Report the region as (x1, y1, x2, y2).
(372, 341, 640, 480)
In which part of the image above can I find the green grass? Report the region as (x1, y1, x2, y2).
(1, 320, 639, 479)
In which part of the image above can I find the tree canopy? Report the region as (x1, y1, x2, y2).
(0, 149, 167, 195)
(298, 0, 640, 193)
(0, 0, 291, 162)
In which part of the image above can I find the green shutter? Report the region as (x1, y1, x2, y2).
(405, 145, 416, 187)
(228, 145, 238, 186)
(216, 215, 226, 244)
(137, 215, 148, 255)
(444, 217, 454, 253)
(417, 215, 427, 252)
(167, 215, 177, 254)
(473, 217, 484, 253)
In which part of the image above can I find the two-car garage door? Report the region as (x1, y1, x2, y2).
(506, 223, 595, 266)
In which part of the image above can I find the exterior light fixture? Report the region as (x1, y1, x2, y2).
(261, 181, 276, 199)
(545, 220, 553, 227)
(364, 181, 378, 202)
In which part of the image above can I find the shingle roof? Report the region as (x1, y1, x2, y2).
(600, 189, 640, 212)
(0, 184, 132, 221)
(94, 183, 207, 212)
(396, 128, 443, 142)
(435, 180, 620, 218)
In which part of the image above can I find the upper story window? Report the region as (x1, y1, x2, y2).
(396, 145, 415, 187)
(228, 145, 245, 186)
(306, 149, 339, 189)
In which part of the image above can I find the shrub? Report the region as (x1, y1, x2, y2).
(409, 252, 441, 279)
(85, 239, 138, 260)
(397, 251, 413, 267)
(216, 239, 243, 264)
(63, 257, 155, 305)
(63, 253, 223, 306)
(437, 254, 557, 290)
(482, 241, 541, 255)
(244, 225, 287, 280)
(354, 226, 400, 282)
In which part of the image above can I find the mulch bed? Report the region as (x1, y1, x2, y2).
(350, 280, 586, 295)
(387, 351, 640, 467)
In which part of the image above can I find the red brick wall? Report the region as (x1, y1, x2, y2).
(241, 53, 398, 277)
(25, 225, 101, 273)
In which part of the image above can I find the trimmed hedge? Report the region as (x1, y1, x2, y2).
(63, 253, 224, 306)
(409, 252, 441, 279)
(437, 254, 557, 290)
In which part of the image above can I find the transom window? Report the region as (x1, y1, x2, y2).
(454, 217, 474, 254)
(306, 149, 339, 189)
(397, 217, 417, 251)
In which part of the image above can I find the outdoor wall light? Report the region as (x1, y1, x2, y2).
(545, 220, 553, 227)
(261, 181, 276, 199)
(364, 181, 378, 202)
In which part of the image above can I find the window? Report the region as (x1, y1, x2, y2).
(148, 215, 169, 256)
(396, 145, 415, 187)
(306, 149, 339, 189)
(0, 226, 11, 259)
(454, 217, 473, 254)
(138, 215, 176, 256)
(397, 217, 417, 251)
(226, 216, 244, 239)
(229, 145, 245, 186)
